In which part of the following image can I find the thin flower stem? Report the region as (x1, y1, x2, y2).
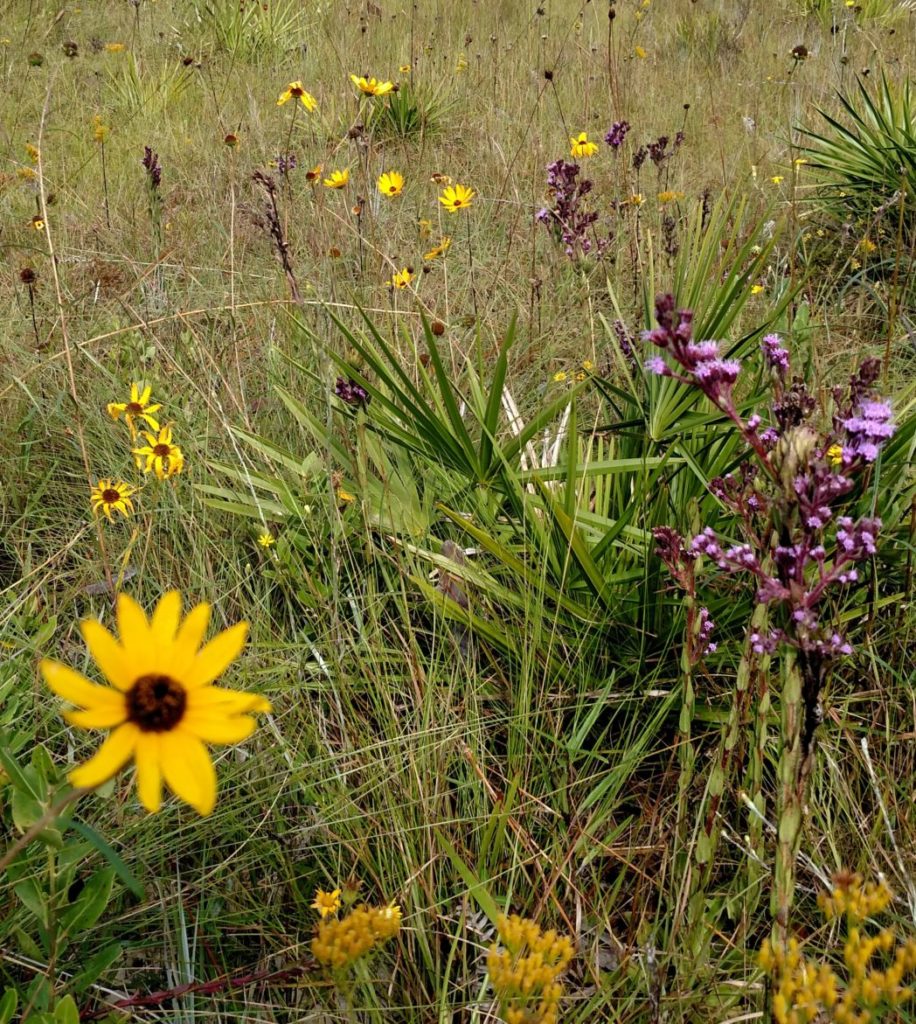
(466, 212, 478, 323)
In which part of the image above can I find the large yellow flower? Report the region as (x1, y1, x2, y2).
(569, 132, 599, 158)
(323, 169, 350, 189)
(386, 267, 414, 290)
(276, 81, 317, 110)
(377, 170, 404, 197)
(41, 592, 271, 815)
(107, 382, 161, 436)
(438, 183, 475, 213)
(350, 74, 394, 97)
(90, 479, 136, 521)
(133, 425, 184, 480)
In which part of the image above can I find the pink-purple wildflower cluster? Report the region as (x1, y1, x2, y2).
(648, 293, 896, 669)
(536, 159, 609, 259)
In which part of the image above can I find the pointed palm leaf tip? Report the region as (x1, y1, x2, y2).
(41, 591, 271, 816)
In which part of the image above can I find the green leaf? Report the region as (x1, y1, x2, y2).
(60, 867, 116, 936)
(53, 996, 79, 1024)
(14, 879, 48, 928)
(67, 820, 144, 899)
(70, 941, 123, 995)
(0, 989, 18, 1024)
(435, 833, 500, 924)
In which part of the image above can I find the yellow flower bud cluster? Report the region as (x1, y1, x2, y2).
(311, 903, 402, 971)
(759, 875, 916, 1024)
(487, 914, 575, 1024)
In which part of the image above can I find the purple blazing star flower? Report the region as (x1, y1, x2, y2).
(334, 377, 370, 408)
(843, 400, 895, 462)
(761, 333, 790, 375)
(605, 120, 630, 149)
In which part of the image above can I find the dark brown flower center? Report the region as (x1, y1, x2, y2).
(126, 674, 187, 732)
(153, 443, 171, 457)
(290, 86, 303, 96)
(101, 488, 121, 504)
(126, 402, 143, 414)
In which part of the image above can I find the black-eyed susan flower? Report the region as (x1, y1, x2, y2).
(32, 214, 45, 231)
(90, 479, 136, 521)
(323, 169, 349, 189)
(107, 382, 161, 436)
(350, 74, 394, 96)
(312, 888, 342, 917)
(133, 425, 184, 480)
(40, 591, 270, 816)
(569, 132, 598, 158)
(423, 236, 451, 260)
(276, 81, 317, 110)
(386, 268, 414, 289)
(377, 170, 404, 196)
(305, 163, 323, 182)
(438, 183, 475, 213)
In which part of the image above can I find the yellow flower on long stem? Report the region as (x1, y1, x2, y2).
(569, 132, 598, 158)
(107, 382, 161, 436)
(90, 479, 136, 521)
(40, 591, 270, 816)
(438, 183, 475, 213)
(323, 169, 349, 189)
(350, 74, 394, 96)
(377, 170, 404, 197)
(386, 268, 414, 290)
(276, 81, 318, 110)
(423, 236, 452, 260)
(133, 425, 184, 480)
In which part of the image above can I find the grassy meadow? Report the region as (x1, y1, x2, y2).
(2, 0, 916, 1021)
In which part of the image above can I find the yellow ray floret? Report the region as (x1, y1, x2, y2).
(438, 183, 475, 213)
(132, 425, 184, 480)
(41, 591, 271, 816)
(377, 170, 404, 196)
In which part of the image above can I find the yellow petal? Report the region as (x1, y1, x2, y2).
(40, 660, 126, 710)
(151, 590, 182, 646)
(135, 733, 162, 813)
(181, 712, 257, 744)
(187, 686, 271, 714)
(139, 385, 151, 405)
(170, 602, 211, 670)
(116, 592, 153, 666)
(80, 620, 134, 690)
(161, 731, 217, 815)
(64, 704, 127, 729)
(184, 621, 248, 689)
(130, 383, 140, 402)
(68, 723, 139, 789)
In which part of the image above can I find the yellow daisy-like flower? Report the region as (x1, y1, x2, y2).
(350, 74, 394, 97)
(771, 175, 784, 185)
(133, 425, 184, 481)
(439, 183, 475, 213)
(107, 382, 161, 436)
(826, 443, 844, 467)
(399, 64, 411, 74)
(569, 132, 599, 158)
(305, 163, 323, 182)
(90, 479, 136, 521)
(387, 267, 414, 290)
(628, 193, 645, 206)
(553, 371, 568, 383)
(634, 45, 647, 59)
(312, 888, 343, 918)
(423, 237, 452, 260)
(657, 190, 685, 204)
(323, 169, 349, 189)
(257, 531, 275, 548)
(751, 284, 765, 294)
(32, 215, 45, 231)
(276, 81, 318, 110)
(377, 170, 404, 197)
(40, 591, 270, 816)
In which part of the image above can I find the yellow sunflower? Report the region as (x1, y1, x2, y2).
(438, 183, 475, 213)
(350, 74, 394, 97)
(90, 479, 136, 521)
(386, 268, 414, 290)
(41, 591, 271, 815)
(377, 170, 404, 197)
(276, 81, 318, 110)
(423, 236, 452, 260)
(107, 382, 161, 436)
(569, 132, 598, 158)
(133, 425, 184, 480)
(323, 169, 349, 189)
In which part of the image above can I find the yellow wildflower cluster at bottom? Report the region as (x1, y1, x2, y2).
(311, 903, 402, 970)
(759, 875, 916, 1024)
(487, 914, 575, 1024)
